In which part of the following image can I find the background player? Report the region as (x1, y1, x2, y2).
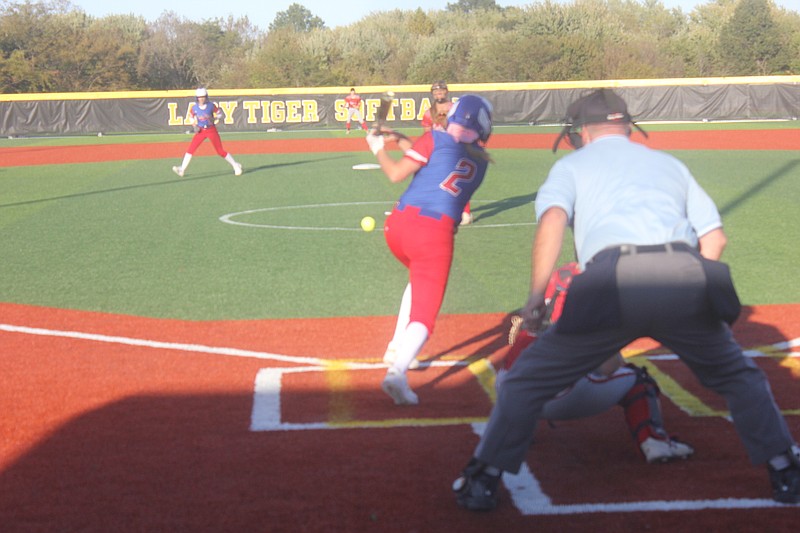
(364, 95, 493, 405)
(344, 88, 368, 134)
(421, 80, 452, 133)
(421, 81, 473, 225)
(172, 87, 242, 177)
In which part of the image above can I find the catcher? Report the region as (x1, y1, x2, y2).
(496, 262, 694, 464)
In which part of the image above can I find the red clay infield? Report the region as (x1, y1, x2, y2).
(2, 129, 799, 168)
(1, 132, 798, 532)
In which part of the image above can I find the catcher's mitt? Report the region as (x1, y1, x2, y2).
(503, 263, 580, 370)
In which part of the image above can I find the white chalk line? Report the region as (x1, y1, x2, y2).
(2, 321, 796, 366)
(219, 200, 536, 231)
(0, 322, 464, 370)
(468, 423, 794, 515)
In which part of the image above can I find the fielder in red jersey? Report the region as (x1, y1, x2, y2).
(172, 87, 242, 177)
(364, 94, 494, 405)
(344, 88, 368, 134)
(422, 80, 473, 225)
(421, 80, 452, 133)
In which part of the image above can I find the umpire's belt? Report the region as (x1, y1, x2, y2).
(617, 242, 694, 255)
(590, 241, 695, 265)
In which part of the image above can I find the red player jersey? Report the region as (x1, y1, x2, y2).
(422, 100, 453, 131)
(345, 94, 361, 109)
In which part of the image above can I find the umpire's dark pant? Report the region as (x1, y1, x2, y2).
(476, 244, 795, 472)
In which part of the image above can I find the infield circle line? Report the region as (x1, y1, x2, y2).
(219, 201, 536, 231)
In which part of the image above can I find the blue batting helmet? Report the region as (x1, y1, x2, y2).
(447, 95, 493, 143)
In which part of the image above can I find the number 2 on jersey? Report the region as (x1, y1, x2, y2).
(440, 158, 477, 197)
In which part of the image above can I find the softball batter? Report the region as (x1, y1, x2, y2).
(365, 94, 494, 405)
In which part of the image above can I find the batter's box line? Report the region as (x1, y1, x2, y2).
(249, 366, 488, 431)
(468, 424, 792, 515)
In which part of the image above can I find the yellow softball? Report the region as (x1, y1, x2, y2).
(360, 216, 376, 232)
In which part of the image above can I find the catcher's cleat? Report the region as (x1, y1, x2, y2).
(382, 347, 420, 370)
(640, 436, 694, 463)
(381, 368, 418, 405)
(768, 446, 800, 504)
(453, 458, 501, 511)
(233, 162, 243, 176)
(172, 166, 184, 177)
(461, 211, 473, 225)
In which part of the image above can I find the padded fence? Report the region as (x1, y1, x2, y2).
(0, 76, 797, 136)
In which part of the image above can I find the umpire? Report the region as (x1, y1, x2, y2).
(453, 89, 799, 510)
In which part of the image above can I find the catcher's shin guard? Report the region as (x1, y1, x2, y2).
(618, 364, 668, 444)
(619, 363, 694, 463)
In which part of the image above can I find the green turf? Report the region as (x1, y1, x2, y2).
(0, 127, 798, 320)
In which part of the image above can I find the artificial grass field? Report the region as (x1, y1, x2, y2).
(1, 124, 799, 533)
(0, 124, 798, 320)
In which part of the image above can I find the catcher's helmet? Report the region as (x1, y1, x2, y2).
(447, 94, 493, 143)
(431, 80, 448, 92)
(195, 87, 209, 98)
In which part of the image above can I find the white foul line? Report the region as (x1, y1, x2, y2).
(0, 322, 461, 370)
(0, 323, 328, 366)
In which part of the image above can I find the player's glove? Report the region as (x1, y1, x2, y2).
(366, 132, 385, 155)
(521, 293, 548, 333)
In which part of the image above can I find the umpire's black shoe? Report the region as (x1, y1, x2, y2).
(768, 448, 800, 504)
(453, 458, 501, 511)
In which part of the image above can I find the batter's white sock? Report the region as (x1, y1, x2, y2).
(180, 153, 192, 170)
(225, 153, 238, 167)
(391, 321, 429, 374)
(386, 283, 412, 353)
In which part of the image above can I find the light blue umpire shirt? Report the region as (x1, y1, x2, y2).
(535, 135, 723, 270)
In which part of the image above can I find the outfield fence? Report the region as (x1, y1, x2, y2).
(0, 75, 797, 137)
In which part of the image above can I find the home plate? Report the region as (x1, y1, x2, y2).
(352, 163, 381, 170)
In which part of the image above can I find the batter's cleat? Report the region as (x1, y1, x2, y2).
(640, 436, 694, 463)
(453, 458, 501, 511)
(381, 367, 418, 405)
(382, 348, 420, 370)
(172, 166, 184, 177)
(233, 162, 243, 176)
(461, 212, 473, 225)
(768, 447, 800, 504)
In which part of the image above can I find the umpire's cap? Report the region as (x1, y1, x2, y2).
(431, 80, 448, 92)
(552, 89, 646, 152)
(567, 89, 631, 127)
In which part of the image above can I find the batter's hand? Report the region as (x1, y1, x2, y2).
(520, 292, 547, 333)
(366, 132, 385, 155)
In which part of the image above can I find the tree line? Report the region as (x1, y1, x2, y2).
(0, 0, 797, 94)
